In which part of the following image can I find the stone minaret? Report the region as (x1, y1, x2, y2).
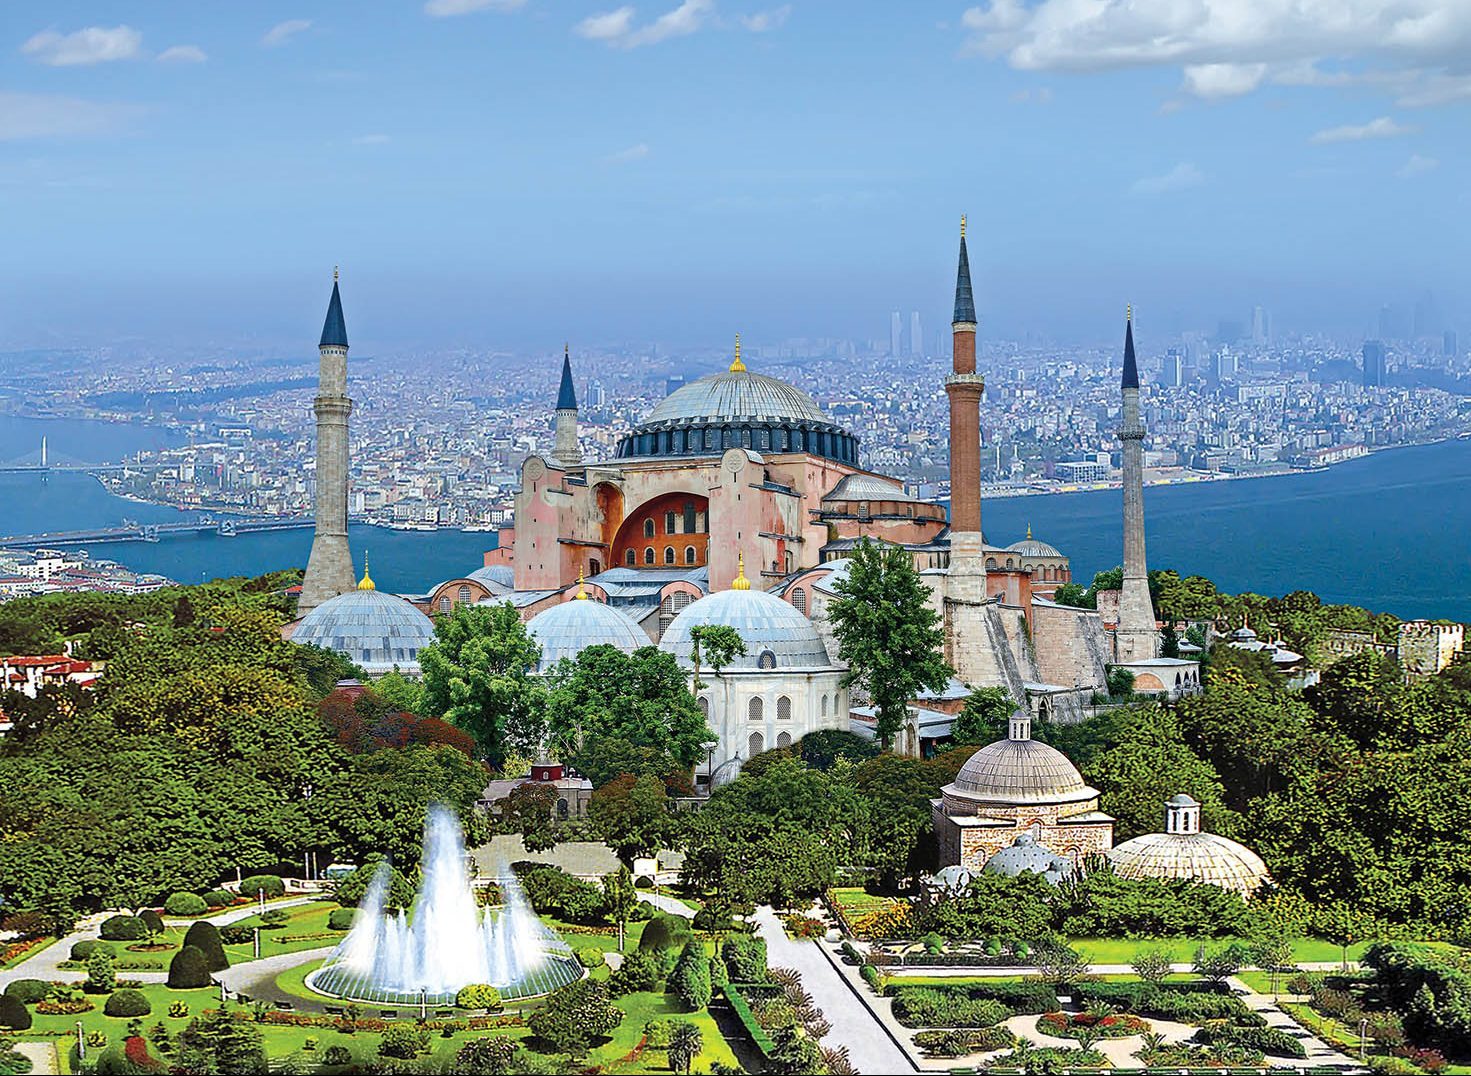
(946, 215, 986, 601)
(299, 271, 356, 615)
(553, 344, 580, 469)
(1115, 308, 1159, 661)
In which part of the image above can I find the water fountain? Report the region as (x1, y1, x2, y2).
(306, 806, 583, 1005)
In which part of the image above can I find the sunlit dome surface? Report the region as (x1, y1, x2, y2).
(469, 565, 515, 591)
(661, 588, 833, 670)
(948, 737, 1095, 806)
(527, 598, 649, 673)
(294, 589, 437, 676)
(644, 369, 830, 426)
(1108, 831, 1273, 896)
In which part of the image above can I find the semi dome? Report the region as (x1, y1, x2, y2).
(469, 565, 515, 591)
(1108, 832, 1272, 896)
(294, 587, 437, 676)
(661, 585, 833, 670)
(983, 833, 1076, 885)
(946, 713, 1097, 807)
(527, 597, 649, 673)
(617, 351, 858, 465)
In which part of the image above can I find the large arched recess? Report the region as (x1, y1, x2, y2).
(594, 483, 624, 557)
(611, 491, 709, 569)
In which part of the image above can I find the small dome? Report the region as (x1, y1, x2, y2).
(1108, 832, 1273, 896)
(643, 369, 829, 427)
(984, 833, 1076, 885)
(527, 598, 649, 673)
(294, 589, 437, 676)
(947, 736, 1095, 806)
(822, 473, 923, 504)
(661, 587, 833, 670)
(468, 565, 515, 591)
(1008, 537, 1062, 557)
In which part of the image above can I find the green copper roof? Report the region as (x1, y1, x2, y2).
(320, 279, 348, 349)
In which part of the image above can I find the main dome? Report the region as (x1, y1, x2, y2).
(947, 735, 1096, 806)
(528, 598, 649, 673)
(617, 367, 858, 465)
(660, 587, 834, 670)
(294, 588, 438, 676)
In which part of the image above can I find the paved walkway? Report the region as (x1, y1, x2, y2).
(636, 891, 696, 918)
(216, 946, 337, 1008)
(754, 907, 916, 1074)
(11, 1042, 58, 1075)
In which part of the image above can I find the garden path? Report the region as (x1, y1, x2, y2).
(11, 1041, 57, 1075)
(1229, 974, 1360, 1068)
(754, 907, 916, 1074)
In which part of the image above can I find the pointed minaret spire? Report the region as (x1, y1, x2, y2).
(320, 268, 348, 349)
(557, 343, 578, 411)
(300, 269, 356, 615)
(953, 215, 977, 326)
(552, 343, 581, 469)
(1122, 304, 1139, 389)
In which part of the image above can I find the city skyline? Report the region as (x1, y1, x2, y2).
(1, 2, 1467, 350)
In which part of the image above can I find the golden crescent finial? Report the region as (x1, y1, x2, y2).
(1027, 522, 1032, 539)
(731, 551, 751, 590)
(729, 331, 746, 373)
(358, 552, 374, 591)
(960, 214, 966, 239)
(576, 567, 587, 599)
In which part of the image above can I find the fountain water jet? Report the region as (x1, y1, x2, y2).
(306, 806, 583, 1005)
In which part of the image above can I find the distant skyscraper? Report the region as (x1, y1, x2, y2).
(1164, 348, 1184, 387)
(665, 374, 686, 396)
(1209, 348, 1237, 385)
(1445, 330, 1459, 359)
(1363, 340, 1388, 387)
(910, 310, 923, 357)
(890, 311, 902, 357)
(1251, 305, 1270, 346)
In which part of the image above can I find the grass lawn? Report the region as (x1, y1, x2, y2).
(218, 901, 346, 962)
(829, 887, 898, 918)
(592, 988, 738, 1073)
(1069, 936, 1369, 965)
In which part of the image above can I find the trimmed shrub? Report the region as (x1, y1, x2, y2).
(182, 921, 229, 971)
(71, 939, 112, 961)
(259, 909, 290, 928)
(327, 908, 356, 931)
(609, 948, 662, 996)
(240, 874, 285, 900)
(885, 979, 1057, 1014)
(454, 984, 502, 1012)
(721, 932, 768, 982)
(218, 925, 253, 945)
(670, 941, 712, 1011)
(167, 945, 211, 989)
(99, 915, 148, 941)
(0, 995, 32, 1030)
(103, 989, 152, 1018)
(202, 889, 235, 909)
(638, 913, 694, 976)
(891, 988, 1010, 1029)
(3, 980, 50, 1004)
(139, 909, 165, 937)
(1196, 1022, 1308, 1059)
(510, 862, 607, 924)
(322, 1045, 352, 1066)
(379, 1023, 429, 1060)
(913, 1027, 1017, 1057)
(163, 892, 208, 917)
(576, 947, 604, 969)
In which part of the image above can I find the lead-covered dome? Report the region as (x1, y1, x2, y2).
(528, 597, 649, 673)
(618, 361, 858, 465)
(661, 587, 834, 670)
(984, 833, 1076, 885)
(294, 588, 437, 676)
(946, 714, 1096, 807)
(1108, 832, 1272, 896)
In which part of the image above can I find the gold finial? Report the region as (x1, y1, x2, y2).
(575, 567, 587, 599)
(729, 332, 746, 373)
(731, 551, 751, 591)
(564, 342, 569, 359)
(357, 552, 375, 591)
(334, 265, 339, 282)
(960, 214, 966, 239)
(1126, 303, 1132, 323)
(1026, 522, 1032, 539)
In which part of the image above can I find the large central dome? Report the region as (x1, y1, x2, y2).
(617, 359, 858, 465)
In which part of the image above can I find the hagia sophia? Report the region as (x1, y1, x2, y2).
(283, 221, 1270, 893)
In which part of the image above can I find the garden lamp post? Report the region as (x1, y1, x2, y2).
(253, 927, 261, 960)
(76, 1021, 85, 1062)
(420, 987, 428, 1021)
(1360, 1017, 1368, 1062)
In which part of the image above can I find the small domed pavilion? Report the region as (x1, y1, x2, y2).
(1108, 794, 1273, 896)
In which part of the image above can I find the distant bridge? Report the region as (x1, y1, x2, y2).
(0, 516, 313, 550)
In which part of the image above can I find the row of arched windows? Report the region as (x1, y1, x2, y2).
(748, 730, 792, 756)
(982, 557, 1067, 581)
(617, 422, 858, 465)
(626, 545, 700, 566)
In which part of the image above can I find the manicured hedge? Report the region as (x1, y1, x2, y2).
(0, 995, 32, 1030)
(327, 908, 356, 931)
(202, 890, 235, 908)
(139, 909, 165, 936)
(885, 979, 1058, 1014)
(239, 874, 285, 900)
(720, 933, 768, 983)
(1073, 980, 1248, 1023)
(3, 980, 50, 1004)
(163, 892, 209, 917)
(913, 1026, 1017, 1057)
(1195, 1022, 1307, 1058)
(167, 946, 211, 989)
(890, 988, 1011, 1029)
(723, 985, 775, 1058)
(182, 922, 229, 972)
(104, 989, 152, 1017)
(70, 940, 112, 962)
(99, 915, 148, 941)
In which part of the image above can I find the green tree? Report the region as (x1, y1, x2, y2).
(419, 602, 547, 768)
(1052, 581, 1090, 608)
(669, 941, 712, 1011)
(951, 687, 1013, 746)
(182, 921, 229, 972)
(667, 1021, 703, 1075)
(500, 782, 559, 853)
(526, 978, 623, 1058)
(450, 1036, 517, 1075)
(1131, 947, 1173, 985)
(589, 773, 679, 864)
(86, 945, 116, 993)
(602, 865, 638, 951)
(689, 623, 746, 689)
(828, 538, 951, 747)
(177, 1010, 268, 1074)
(1304, 650, 1404, 750)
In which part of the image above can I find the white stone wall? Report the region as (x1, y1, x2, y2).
(696, 667, 849, 785)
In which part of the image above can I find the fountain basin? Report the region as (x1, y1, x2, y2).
(304, 950, 583, 1006)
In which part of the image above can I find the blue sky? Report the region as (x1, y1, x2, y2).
(1, 1, 1467, 350)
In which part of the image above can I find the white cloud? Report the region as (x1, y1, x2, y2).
(0, 92, 139, 140)
(1130, 162, 1204, 195)
(1397, 153, 1438, 177)
(1182, 62, 1268, 99)
(424, 0, 526, 16)
(262, 19, 312, 47)
(1309, 116, 1413, 143)
(22, 25, 142, 66)
(741, 5, 792, 32)
(605, 142, 650, 163)
(576, 0, 713, 48)
(352, 133, 391, 145)
(158, 44, 207, 63)
(1010, 86, 1053, 104)
(959, 0, 1471, 106)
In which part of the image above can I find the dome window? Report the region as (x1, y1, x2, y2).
(757, 649, 777, 670)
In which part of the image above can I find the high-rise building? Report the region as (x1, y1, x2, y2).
(1209, 348, 1237, 385)
(1379, 304, 1410, 341)
(1164, 348, 1184, 387)
(1445, 330, 1459, 359)
(299, 271, 356, 615)
(665, 374, 686, 396)
(1251, 305, 1270, 346)
(890, 311, 902, 357)
(1363, 340, 1388, 387)
(910, 310, 923, 357)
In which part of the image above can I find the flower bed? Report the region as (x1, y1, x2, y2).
(891, 988, 1010, 1029)
(1136, 1042, 1265, 1067)
(1038, 1010, 1150, 1039)
(783, 915, 824, 940)
(0, 938, 47, 969)
(913, 1027, 1017, 1058)
(36, 998, 94, 1015)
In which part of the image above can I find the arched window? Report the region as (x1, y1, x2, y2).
(457, 584, 471, 604)
(792, 587, 808, 615)
(748, 697, 763, 722)
(665, 510, 677, 534)
(625, 549, 636, 566)
(698, 696, 709, 717)
(777, 695, 792, 721)
(643, 519, 655, 538)
(985, 557, 998, 570)
(757, 650, 777, 670)
(438, 595, 452, 612)
(821, 694, 829, 716)
(664, 546, 676, 565)
(684, 545, 697, 565)
(777, 731, 792, 749)
(644, 547, 655, 565)
(748, 731, 764, 757)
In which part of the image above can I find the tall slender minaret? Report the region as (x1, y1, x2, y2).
(1115, 307, 1159, 661)
(946, 215, 986, 600)
(299, 270, 356, 615)
(552, 344, 580, 469)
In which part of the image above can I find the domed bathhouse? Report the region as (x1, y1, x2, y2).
(660, 555, 849, 788)
(932, 711, 1114, 871)
(983, 831, 1077, 885)
(291, 560, 438, 677)
(1108, 794, 1273, 896)
(526, 582, 651, 673)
